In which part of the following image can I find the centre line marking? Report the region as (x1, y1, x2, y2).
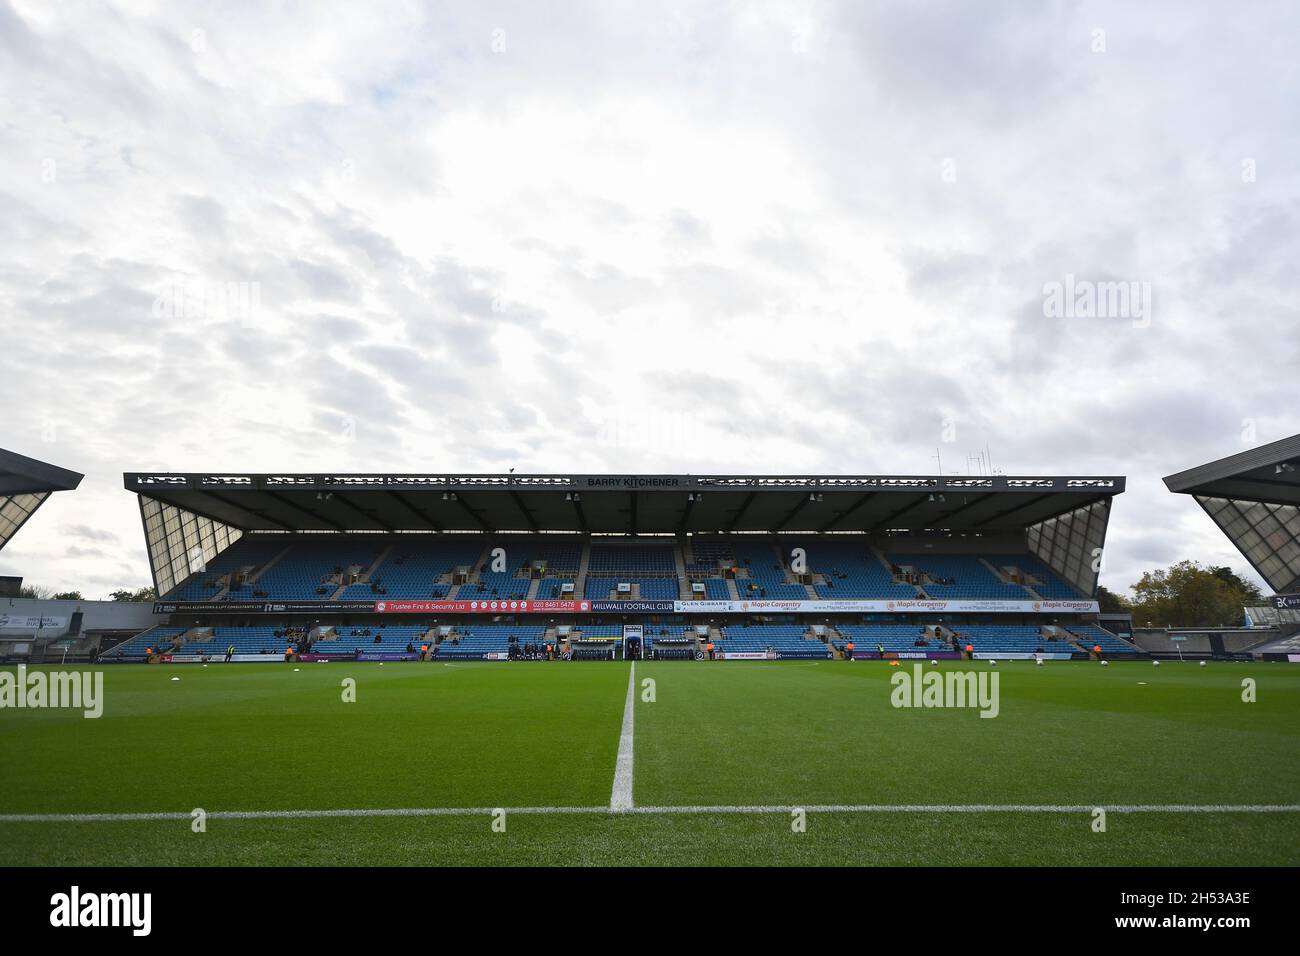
(610, 661, 636, 812)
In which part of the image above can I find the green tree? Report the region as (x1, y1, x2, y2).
(1209, 566, 1264, 603)
(1129, 560, 1260, 628)
(1095, 584, 1131, 614)
(109, 586, 157, 603)
(52, 591, 84, 601)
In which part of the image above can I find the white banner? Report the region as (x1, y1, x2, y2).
(672, 599, 1098, 614)
(971, 652, 1075, 661)
(717, 651, 778, 660)
(0, 614, 69, 630)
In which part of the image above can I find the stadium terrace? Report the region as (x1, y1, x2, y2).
(112, 470, 1140, 663)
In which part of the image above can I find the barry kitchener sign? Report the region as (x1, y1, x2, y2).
(581, 476, 685, 489)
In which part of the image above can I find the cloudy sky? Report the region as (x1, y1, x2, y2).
(1, 0, 1296, 599)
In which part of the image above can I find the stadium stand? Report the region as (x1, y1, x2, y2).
(783, 537, 918, 599)
(100, 626, 185, 659)
(835, 624, 944, 654)
(888, 553, 1028, 599)
(584, 542, 678, 599)
(171, 536, 288, 601)
(985, 554, 1083, 599)
(713, 624, 831, 658)
(951, 625, 1056, 654)
(338, 536, 482, 600)
(1065, 623, 1141, 655)
(158, 532, 1097, 606)
(732, 540, 808, 600)
(119, 470, 1129, 664)
(438, 624, 547, 659)
(222, 536, 383, 600)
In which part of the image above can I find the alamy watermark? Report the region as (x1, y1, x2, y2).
(0, 665, 103, 719)
(1042, 274, 1151, 328)
(152, 276, 262, 327)
(890, 663, 1000, 718)
(50, 886, 150, 936)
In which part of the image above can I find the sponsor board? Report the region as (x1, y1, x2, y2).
(852, 651, 963, 660)
(1273, 593, 1300, 610)
(589, 600, 676, 613)
(170, 653, 283, 663)
(153, 601, 375, 615)
(0, 614, 68, 630)
(717, 651, 778, 660)
(373, 599, 587, 614)
(971, 652, 1075, 660)
(686, 599, 1099, 614)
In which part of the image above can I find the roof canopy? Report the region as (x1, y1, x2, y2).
(0, 447, 84, 496)
(1165, 435, 1300, 594)
(0, 448, 85, 553)
(1164, 434, 1300, 506)
(124, 471, 1123, 535)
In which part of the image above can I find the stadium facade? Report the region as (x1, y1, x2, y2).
(116, 470, 1140, 662)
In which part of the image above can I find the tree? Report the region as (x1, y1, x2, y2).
(1128, 560, 1261, 628)
(109, 587, 157, 603)
(1094, 584, 1131, 614)
(52, 591, 84, 601)
(1209, 566, 1265, 603)
(18, 584, 53, 599)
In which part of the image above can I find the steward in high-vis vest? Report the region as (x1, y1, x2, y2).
(225, 644, 235, 663)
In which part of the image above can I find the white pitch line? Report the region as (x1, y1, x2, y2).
(0, 807, 606, 822)
(1, 804, 1296, 824)
(621, 804, 1300, 814)
(610, 660, 636, 811)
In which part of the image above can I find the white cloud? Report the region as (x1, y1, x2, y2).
(0, 0, 1296, 596)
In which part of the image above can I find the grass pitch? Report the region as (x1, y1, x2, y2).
(1, 659, 1296, 865)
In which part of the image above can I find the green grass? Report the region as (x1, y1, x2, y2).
(1, 659, 1297, 865)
